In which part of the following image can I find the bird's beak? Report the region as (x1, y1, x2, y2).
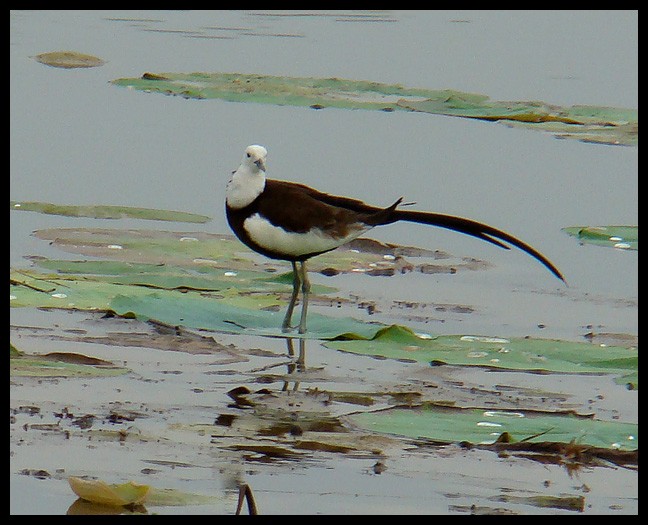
(254, 158, 266, 172)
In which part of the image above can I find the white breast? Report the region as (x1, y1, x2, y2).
(243, 213, 369, 257)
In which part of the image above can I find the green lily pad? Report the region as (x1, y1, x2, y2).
(32, 228, 260, 270)
(562, 225, 638, 250)
(12, 227, 638, 371)
(108, 291, 382, 340)
(10, 268, 379, 341)
(11, 201, 211, 223)
(111, 72, 431, 110)
(12, 224, 403, 341)
(398, 95, 636, 125)
(504, 120, 638, 147)
(327, 325, 637, 378)
(11, 265, 282, 312)
(397, 95, 638, 147)
(111, 72, 637, 146)
(30, 227, 452, 277)
(29, 258, 277, 294)
(11, 226, 640, 350)
(349, 405, 638, 450)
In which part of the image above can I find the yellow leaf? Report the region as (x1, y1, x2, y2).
(68, 477, 149, 506)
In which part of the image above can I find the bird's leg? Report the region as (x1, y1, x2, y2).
(282, 261, 301, 332)
(297, 261, 311, 334)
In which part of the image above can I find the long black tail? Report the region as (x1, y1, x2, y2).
(389, 207, 566, 284)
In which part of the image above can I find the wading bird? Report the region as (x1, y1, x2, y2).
(226, 145, 565, 334)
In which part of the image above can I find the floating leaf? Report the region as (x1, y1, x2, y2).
(111, 72, 637, 146)
(11, 226, 483, 339)
(108, 291, 382, 340)
(68, 477, 149, 506)
(327, 325, 637, 378)
(11, 201, 210, 223)
(495, 494, 585, 512)
(397, 95, 636, 125)
(32, 228, 262, 270)
(10, 343, 22, 358)
(349, 405, 638, 450)
(32, 51, 105, 69)
(615, 370, 638, 390)
(562, 225, 638, 250)
(10, 345, 129, 378)
(504, 120, 637, 147)
(30, 227, 465, 278)
(29, 258, 253, 293)
(11, 226, 639, 350)
(10, 267, 379, 341)
(111, 72, 430, 110)
(398, 95, 637, 147)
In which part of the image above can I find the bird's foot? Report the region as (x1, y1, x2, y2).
(281, 324, 308, 335)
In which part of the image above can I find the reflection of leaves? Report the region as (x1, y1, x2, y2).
(144, 487, 222, 507)
(562, 225, 638, 250)
(111, 73, 637, 146)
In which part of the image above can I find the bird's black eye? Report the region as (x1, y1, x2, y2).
(246, 153, 251, 158)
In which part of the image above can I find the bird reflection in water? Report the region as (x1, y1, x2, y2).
(282, 336, 306, 392)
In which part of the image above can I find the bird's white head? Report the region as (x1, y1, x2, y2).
(226, 145, 268, 209)
(243, 144, 267, 173)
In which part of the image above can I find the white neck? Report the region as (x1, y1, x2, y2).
(226, 162, 266, 209)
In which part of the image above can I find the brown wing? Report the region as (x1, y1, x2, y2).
(258, 179, 380, 237)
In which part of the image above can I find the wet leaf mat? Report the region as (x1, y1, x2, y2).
(111, 72, 638, 146)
